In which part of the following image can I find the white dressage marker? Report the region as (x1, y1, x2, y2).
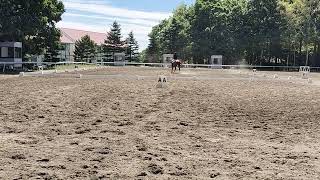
(300, 66, 310, 79)
(210, 55, 223, 69)
(38, 66, 44, 71)
(77, 74, 82, 79)
(158, 75, 167, 83)
(156, 75, 167, 88)
(19, 72, 25, 77)
(273, 74, 279, 79)
(288, 76, 292, 80)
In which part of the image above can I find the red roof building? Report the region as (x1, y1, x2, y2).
(60, 28, 107, 45)
(55, 28, 127, 62)
(58, 28, 108, 62)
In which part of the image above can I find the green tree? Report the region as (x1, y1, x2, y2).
(146, 4, 191, 62)
(189, 0, 248, 64)
(146, 25, 162, 62)
(245, 0, 284, 65)
(146, 0, 320, 66)
(125, 31, 139, 62)
(103, 21, 125, 61)
(0, 0, 65, 60)
(138, 49, 147, 63)
(74, 35, 97, 63)
(44, 27, 62, 62)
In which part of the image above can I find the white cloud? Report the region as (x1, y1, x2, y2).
(62, 1, 171, 21)
(58, 0, 171, 51)
(57, 21, 106, 33)
(63, 12, 160, 27)
(57, 21, 151, 51)
(62, 0, 110, 5)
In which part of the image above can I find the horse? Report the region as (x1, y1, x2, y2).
(171, 59, 182, 73)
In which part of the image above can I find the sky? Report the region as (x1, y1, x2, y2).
(57, 0, 195, 51)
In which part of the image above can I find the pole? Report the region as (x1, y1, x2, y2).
(306, 0, 311, 66)
(293, 48, 296, 66)
(306, 47, 309, 66)
(287, 54, 289, 71)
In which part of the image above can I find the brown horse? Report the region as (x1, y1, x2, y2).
(171, 60, 181, 73)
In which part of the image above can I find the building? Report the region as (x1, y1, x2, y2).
(58, 28, 106, 63)
(0, 42, 22, 68)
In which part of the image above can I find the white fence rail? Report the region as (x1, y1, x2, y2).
(1, 61, 320, 72)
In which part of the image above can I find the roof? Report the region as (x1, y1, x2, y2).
(59, 28, 106, 45)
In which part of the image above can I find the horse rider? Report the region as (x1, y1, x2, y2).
(172, 52, 181, 73)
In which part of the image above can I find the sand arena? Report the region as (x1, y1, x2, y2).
(0, 67, 319, 179)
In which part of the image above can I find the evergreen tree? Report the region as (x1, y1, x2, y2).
(147, 29, 160, 63)
(44, 27, 62, 62)
(103, 21, 125, 61)
(125, 31, 139, 62)
(74, 35, 97, 63)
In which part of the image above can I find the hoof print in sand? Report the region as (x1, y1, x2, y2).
(11, 154, 26, 160)
(137, 172, 147, 177)
(97, 147, 111, 155)
(136, 145, 147, 152)
(179, 122, 189, 126)
(75, 129, 91, 134)
(210, 172, 221, 178)
(147, 163, 163, 175)
(37, 158, 50, 162)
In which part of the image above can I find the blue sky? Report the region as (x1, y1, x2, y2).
(57, 0, 195, 51)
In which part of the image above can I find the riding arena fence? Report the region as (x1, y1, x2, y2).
(1, 61, 320, 73)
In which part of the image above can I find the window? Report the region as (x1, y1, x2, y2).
(1, 47, 8, 58)
(214, 58, 218, 64)
(8, 47, 14, 58)
(15, 47, 22, 58)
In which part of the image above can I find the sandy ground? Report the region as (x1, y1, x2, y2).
(0, 67, 319, 179)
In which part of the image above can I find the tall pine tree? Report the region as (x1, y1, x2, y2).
(103, 21, 125, 61)
(125, 31, 139, 62)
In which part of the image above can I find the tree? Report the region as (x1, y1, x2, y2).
(138, 49, 147, 63)
(146, 26, 161, 63)
(146, 4, 191, 62)
(103, 21, 125, 61)
(125, 31, 139, 62)
(0, 0, 65, 59)
(279, 0, 320, 66)
(44, 27, 62, 62)
(74, 35, 97, 63)
(245, 0, 284, 65)
(146, 0, 320, 66)
(189, 0, 248, 64)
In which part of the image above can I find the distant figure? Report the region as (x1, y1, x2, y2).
(172, 52, 181, 73)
